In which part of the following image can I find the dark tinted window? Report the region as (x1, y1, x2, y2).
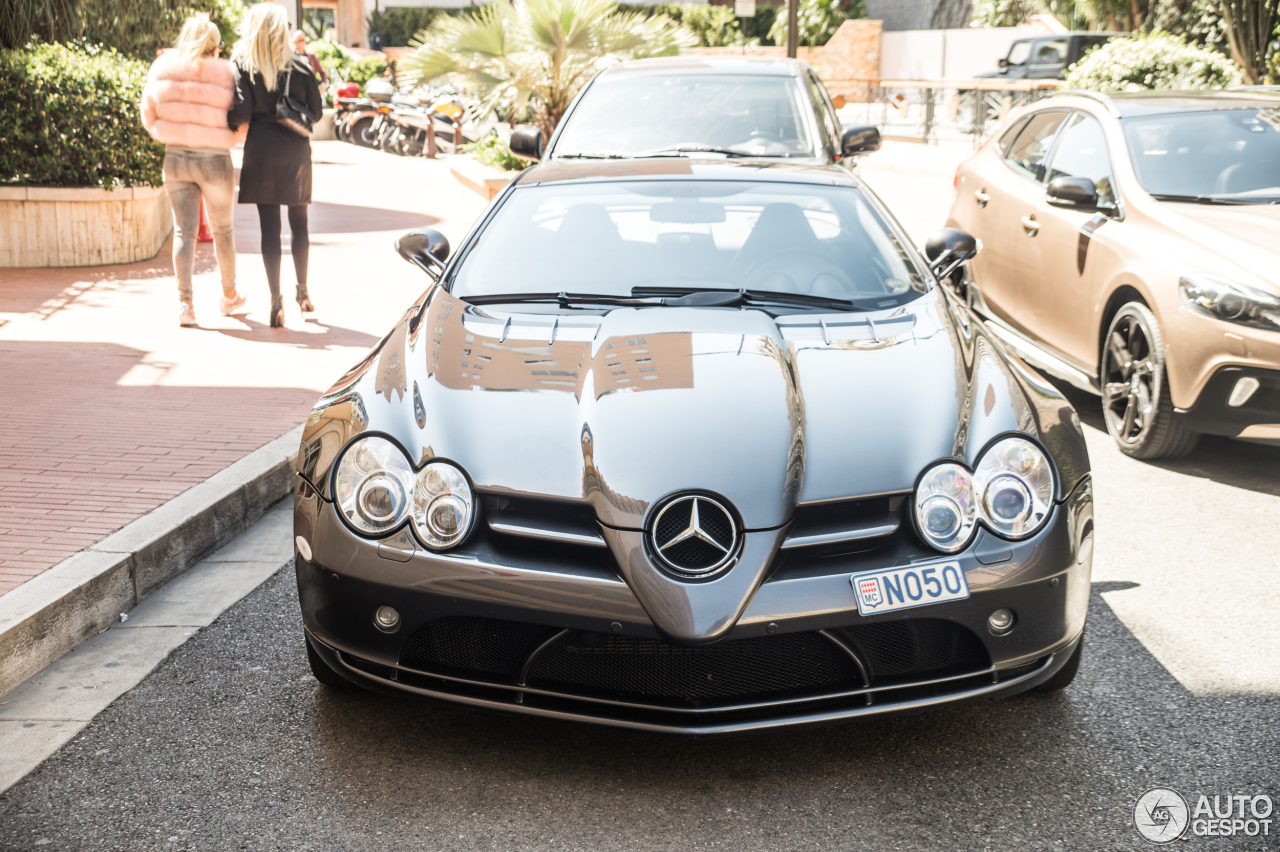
(1045, 112, 1116, 205)
(1005, 110, 1069, 181)
(1032, 39, 1067, 65)
(1122, 108, 1280, 202)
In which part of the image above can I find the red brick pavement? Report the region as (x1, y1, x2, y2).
(0, 143, 486, 595)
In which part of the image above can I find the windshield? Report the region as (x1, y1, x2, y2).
(1006, 41, 1032, 66)
(450, 180, 927, 308)
(551, 75, 818, 159)
(1122, 108, 1280, 202)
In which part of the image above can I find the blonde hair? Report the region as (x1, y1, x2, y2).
(174, 13, 220, 62)
(231, 3, 291, 92)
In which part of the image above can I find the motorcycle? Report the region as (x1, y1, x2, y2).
(333, 96, 379, 147)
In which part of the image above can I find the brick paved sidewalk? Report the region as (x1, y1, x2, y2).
(0, 142, 487, 595)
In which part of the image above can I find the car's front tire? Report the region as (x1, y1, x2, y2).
(1034, 632, 1084, 693)
(1100, 302, 1199, 459)
(306, 635, 356, 689)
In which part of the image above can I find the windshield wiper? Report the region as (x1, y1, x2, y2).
(634, 144, 751, 158)
(552, 152, 626, 160)
(631, 287, 873, 312)
(1149, 193, 1255, 205)
(462, 292, 660, 308)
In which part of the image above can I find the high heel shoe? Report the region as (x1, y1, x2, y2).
(296, 285, 315, 314)
(270, 295, 284, 328)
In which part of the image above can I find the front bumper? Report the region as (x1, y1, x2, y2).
(293, 476, 1093, 733)
(1176, 365, 1280, 439)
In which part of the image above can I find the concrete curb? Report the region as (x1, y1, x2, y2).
(0, 425, 304, 697)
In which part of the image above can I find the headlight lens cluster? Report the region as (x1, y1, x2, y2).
(334, 436, 474, 550)
(914, 437, 1054, 552)
(1179, 273, 1280, 332)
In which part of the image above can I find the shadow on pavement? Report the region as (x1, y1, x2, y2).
(231, 201, 440, 253)
(1049, 376, 1280, 498)
(201, 315, 382, 350)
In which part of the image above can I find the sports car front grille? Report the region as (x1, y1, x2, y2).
(527, 631, 854, 702)
(398, 616, 991, 712)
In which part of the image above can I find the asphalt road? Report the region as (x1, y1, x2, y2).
(2, 148, 1277, 851)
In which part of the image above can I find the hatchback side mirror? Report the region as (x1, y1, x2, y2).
(1046, 176, 1099, 209)
(840, 124, 881, 158)
(396, 228, 450, 278)
(509, 125, 543, 162)
(925, 227, 980, 282)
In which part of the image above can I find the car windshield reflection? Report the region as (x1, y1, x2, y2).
(1123, 108, 1280, 203)
(450, 180, 929, 310)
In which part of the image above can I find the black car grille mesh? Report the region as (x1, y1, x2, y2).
(831, 620, 989, 683)
(527, 632, 854, 702)
(398, 616, 989, 705)
(400, 617, 555, 677)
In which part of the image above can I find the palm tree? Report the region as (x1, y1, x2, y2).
(398, 0, 696, 140)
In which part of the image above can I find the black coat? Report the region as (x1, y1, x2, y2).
(228, 56, 323, 207)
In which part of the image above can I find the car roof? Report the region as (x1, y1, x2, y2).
(1050, 89, 1280, 117)
(599, 56, 811, 79)
(515, 159, 858, 187)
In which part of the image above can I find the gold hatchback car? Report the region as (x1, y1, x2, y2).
(948, 90, 1280, 458)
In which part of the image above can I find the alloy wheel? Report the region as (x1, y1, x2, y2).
(1101, 313, 1157, 447)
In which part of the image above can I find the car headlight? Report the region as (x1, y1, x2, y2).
(334, 436, 415, 535)
(1179, 273, 1280, 332)
(914, 437, 1055, 552)
(913, 463, 978, 553)
(972, 437, 1054, 539)
(411, 461, 474, 551)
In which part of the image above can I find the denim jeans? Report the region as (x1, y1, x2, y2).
(163, 146, 236, 302)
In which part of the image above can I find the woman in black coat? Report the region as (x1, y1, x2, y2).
(228, 3, 324, 328)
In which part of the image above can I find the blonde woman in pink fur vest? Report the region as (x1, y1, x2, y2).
(141, 14, 249, 327)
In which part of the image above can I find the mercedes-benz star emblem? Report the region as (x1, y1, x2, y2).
(649, 495, 739, 577)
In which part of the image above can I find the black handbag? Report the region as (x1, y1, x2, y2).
(275, 60, 314, 137)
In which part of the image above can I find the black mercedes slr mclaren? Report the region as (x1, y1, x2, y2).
(293, 159, 1094, 734)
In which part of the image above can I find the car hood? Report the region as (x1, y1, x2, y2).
(302, 288, 1087, 530)
(1157, 202, 1280, 292)
(299, 286, 1088, 643)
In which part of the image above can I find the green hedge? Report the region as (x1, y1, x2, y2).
(0, 41, 163, 187)
(1063, 33, 1241, 92)
(619, 2, 778, 47)
(2, 0, 247, 60)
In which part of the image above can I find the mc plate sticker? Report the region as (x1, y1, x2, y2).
(851, 561, 970, 616)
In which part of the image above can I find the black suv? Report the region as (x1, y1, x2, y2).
(982, 32, 1126, 80)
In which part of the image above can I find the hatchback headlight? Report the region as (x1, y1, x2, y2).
(914, 437, 1055, 552)
(1179, 273, 1280, 332)
(334, 436, 475, 550)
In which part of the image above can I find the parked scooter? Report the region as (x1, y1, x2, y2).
(334, 96, 379, 146)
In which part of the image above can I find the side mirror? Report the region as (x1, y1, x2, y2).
(509, 125, 542, 162)
(396, 228, 450, 278)
(998, 57, 1009, 69)
(925, 227, 980, 282)
(840, 124, 880, 158)
(1046, 176, 1099, 209)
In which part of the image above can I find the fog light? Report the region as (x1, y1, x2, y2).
(1228, 376, 1260, 407)
(374, 605, 401, 632)
(988, 608, 1015, 634)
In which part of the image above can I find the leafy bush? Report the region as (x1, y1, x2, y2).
(2, 0, 246, 59)
(367, 7, 459, 48)
(463, 134, 529, 172)
(0, 41, 163, 187)
(1063, 33, 1242, 91)
(620, 2, 779, 46)
(349, 54, 389, 90)
(309, 38, 354, 81)
(769, 0, 865, 48)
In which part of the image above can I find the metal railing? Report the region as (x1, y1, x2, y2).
(826, 78, 1062, 146)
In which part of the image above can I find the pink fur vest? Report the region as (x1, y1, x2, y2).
(140, 53, 248, 150)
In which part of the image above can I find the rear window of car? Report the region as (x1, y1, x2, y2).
(552, 75, 818, 159)
(451, 180, 927, 309)
(1005, 110, 1069, 181)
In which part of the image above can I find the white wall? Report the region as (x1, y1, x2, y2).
(880, 25, 1037, 80)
